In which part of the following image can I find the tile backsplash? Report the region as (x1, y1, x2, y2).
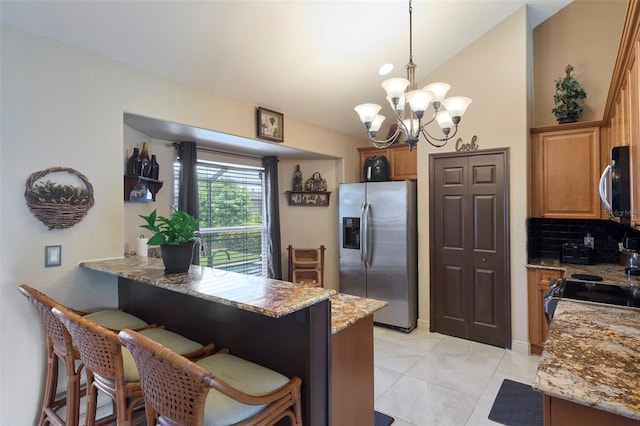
(527, 218, 640, 264)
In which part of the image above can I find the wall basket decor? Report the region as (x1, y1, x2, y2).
(24, 167, 95, 230)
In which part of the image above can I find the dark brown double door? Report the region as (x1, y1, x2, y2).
(429, 150, 510, 348)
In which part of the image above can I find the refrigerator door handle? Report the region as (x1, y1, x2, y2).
(363, 202, 372, 268)
(360, 202, 367, 268)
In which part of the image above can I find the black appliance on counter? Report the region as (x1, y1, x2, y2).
(544, 277, 640, 324)
(560, 243, 595, 265)
(599, 145, 630, 217)
(362, 156, 390, 182)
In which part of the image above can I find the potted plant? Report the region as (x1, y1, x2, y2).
(552, 64, 587, 124)
(139, 209, 201, 274)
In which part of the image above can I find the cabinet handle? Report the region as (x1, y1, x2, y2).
(482, 258, 486, 263)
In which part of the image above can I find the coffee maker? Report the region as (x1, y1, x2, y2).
(623, 236, 640, 275)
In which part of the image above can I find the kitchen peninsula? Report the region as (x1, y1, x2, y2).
(80, 257, 386, 426)
(534, 300, 640, 425)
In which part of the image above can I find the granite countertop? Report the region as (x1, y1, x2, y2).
(527, 259, 640, 286)
(533, 300, 640, 420)
(81, 257, 387, 331)
(81, 257, 336, 318)
(330, 293, 387, 334)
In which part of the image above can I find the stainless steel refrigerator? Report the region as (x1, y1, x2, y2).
(339, 180, 417, 331)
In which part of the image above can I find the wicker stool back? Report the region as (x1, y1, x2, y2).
(119, 328, 303, 426)
(52, 305, 144, 426)
(19, 284, 84, 426)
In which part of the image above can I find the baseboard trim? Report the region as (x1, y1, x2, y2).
(417, 318, 430, 330)
(511, 339, 531, 355)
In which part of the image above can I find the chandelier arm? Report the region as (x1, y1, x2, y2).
(419, 125, 459, 148)
(365, 125, 404, 149)
(354, 0, 471, 150)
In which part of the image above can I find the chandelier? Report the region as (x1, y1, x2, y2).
(354, 0, 472, 151)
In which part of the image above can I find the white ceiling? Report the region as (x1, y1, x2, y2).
(1, 0, 570, 157)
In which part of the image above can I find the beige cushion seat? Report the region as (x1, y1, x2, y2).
(195, 353, 291, 426)
(83, 309, 149, 331)
(121, 328, 206, 381)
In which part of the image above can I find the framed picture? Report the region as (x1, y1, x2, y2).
(256, 107, 284, 142)
(45, 245, 62, 267)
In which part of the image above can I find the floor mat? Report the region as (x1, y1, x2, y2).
(488, 379, 542, 426)
(374, 410, 394, 426)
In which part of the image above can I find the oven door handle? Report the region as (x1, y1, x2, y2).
(599, 164, 612, 212)
(544, 296, 560, 325)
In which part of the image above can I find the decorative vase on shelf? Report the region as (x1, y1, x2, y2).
(127, 147, 142, 176)
(293, 164, 303, 191)
(148, 155, 160, 180)
(140, 142, 150, 177)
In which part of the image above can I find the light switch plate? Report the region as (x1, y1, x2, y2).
(45, 245, 61, 267)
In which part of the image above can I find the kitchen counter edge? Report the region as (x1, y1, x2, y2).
(533, 299, 640, 420)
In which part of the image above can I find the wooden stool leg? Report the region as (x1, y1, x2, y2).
(84, 371, 98, 426)
(40, 346, 59, 426)
(65, 363, 82, 426)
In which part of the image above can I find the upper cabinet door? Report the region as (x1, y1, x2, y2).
(628, 41, 640, 229)
(531, 126, 602, 219)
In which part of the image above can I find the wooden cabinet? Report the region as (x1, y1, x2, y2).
(604, 0, 640, 230)
(629, 41, 640, 229)
(529, 126, 602, 219)
(527, 267, 563, 355)
(543, 395, 640, 426)
(358, 144, 417, 182)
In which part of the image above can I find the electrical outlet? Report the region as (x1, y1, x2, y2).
(584, 234, 594, 249)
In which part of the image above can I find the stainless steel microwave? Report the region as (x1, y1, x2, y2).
(599, 145, 630, 217)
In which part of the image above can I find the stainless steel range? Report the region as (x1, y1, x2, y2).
(544, 277, 640, 324)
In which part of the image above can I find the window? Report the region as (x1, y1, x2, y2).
(175, 159, 266, 277)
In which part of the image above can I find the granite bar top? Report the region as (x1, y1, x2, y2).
(80, 257, 336, 318)
(330, 293, 387, 334)
(533, 300, 640, 420)
(527, 259, 640, 286)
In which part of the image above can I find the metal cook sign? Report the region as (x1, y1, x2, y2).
(455, 135, 479, 152)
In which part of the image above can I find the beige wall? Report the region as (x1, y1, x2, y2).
(533, 0, 627, 126)
(279, 159, 342, 290)
(0, 25, 361, 425)
(415, 6, 532, 353)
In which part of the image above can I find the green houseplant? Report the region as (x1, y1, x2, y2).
(552, 64, 587, 124)
(140, 209, 200, 274)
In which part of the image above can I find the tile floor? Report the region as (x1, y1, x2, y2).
(373, 326, 541, 426)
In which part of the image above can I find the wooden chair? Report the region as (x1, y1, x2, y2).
(51, 304, 214, 426)
(18, 284, 152, 426)
(118, 328, 303, 426)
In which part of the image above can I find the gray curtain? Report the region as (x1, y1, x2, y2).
(262, 156, 282, 279)
(176, 141, 200, 265)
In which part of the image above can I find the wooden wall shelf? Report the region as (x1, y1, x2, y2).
(124, 175, 163, 202)
(286, 191, 331, 206)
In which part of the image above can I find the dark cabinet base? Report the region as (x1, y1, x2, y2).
(117, 278, 330, 425)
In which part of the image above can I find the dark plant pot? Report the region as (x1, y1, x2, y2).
(557, 115, 580, 124)
(160, 241, 196, 274)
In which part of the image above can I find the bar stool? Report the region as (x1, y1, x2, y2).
(52, 304, 214, 426)
(118, 328, 303, 426)
(18, 284, 152, 426)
